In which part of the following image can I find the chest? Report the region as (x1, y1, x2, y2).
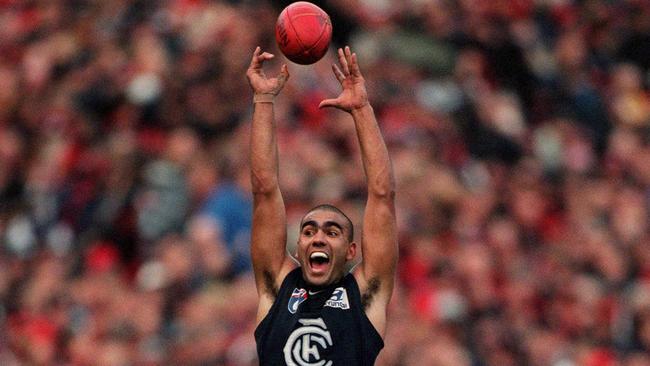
(255, 271, 383, 365)
(265, 284, 363, 363)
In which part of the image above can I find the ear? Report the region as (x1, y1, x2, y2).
(346, 241, 357, 261)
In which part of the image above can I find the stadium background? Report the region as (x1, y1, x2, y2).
(1, 0, 650, 365)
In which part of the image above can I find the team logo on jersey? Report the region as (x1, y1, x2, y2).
(288, 288, 308, 314)
(284, 318, 333, 366)
(325, 287, 350, 310)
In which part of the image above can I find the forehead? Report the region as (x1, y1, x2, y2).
(301, 209, 347, 227)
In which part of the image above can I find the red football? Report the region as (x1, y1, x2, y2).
(275, 2, 332, 65)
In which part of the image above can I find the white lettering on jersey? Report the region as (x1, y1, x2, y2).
(324, 287, 350, 310)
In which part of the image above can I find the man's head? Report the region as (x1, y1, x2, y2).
(296, 204, 356, 287)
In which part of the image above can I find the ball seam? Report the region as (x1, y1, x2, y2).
(304, 16, 330, 55)
(285, 5, 308, 56)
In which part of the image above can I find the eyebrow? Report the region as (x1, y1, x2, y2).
(301, 220, 344, 232)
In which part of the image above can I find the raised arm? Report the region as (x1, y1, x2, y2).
(246, 47, 296, 323)
(320, 47, 397, 336)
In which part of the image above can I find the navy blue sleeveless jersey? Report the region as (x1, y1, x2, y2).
(255, 267, 384, 365)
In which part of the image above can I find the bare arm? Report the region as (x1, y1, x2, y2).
(320, 47, 397, 336)
(246, 47, 296, 323)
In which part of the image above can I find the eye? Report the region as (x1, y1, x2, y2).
(328, 230, 340, 237)
(303, 228, 315, 236)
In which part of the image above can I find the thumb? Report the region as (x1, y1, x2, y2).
(318, 98, 340, 109)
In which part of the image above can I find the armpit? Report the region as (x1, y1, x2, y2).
(263, 270, 278, 298)
(361, 277, 381, 310)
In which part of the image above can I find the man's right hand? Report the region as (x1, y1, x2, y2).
(246, 46, 289, 96)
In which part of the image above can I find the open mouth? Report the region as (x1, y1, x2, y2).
(309, 252, 330, 274)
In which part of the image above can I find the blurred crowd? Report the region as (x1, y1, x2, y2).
(1, 0, 650, 365)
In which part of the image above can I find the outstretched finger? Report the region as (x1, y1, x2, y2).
(337, 48, 349, 76)
(332, 63, 345, 83)
(259, 52, 275, 62)
(249, 46, 262, 69)
(350, 52, 362, 77)
(344, 46, 357, 75)
(344, 46, 353, 68)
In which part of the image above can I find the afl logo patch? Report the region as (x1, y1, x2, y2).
(284, 318, 333, 366)
(288, 288, 307, 314)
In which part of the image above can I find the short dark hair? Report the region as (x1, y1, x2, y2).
(303, 204, 354, 242)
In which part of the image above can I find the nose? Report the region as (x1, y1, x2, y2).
(311, 230, 327, 246)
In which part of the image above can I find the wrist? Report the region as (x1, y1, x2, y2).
(253, 93, 275, 104)
(350, 102, 372, 116)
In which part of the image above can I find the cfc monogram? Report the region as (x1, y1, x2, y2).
(283, 318, 333, 366)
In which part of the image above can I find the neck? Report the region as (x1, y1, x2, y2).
(306, 271, 346, 289)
